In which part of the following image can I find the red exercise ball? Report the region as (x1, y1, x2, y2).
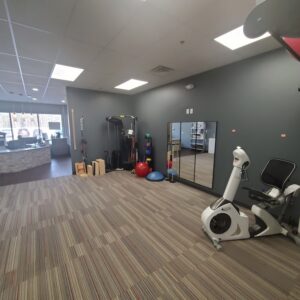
(135, 162, 150, 177)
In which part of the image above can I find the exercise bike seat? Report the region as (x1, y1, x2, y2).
(243, 187, 274, 202)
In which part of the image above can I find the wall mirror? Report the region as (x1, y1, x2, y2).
(167, 121, 217, 188)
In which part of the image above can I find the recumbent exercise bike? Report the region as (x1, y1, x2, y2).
(201, 147, 300, 250)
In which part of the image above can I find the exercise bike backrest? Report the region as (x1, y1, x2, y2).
(246, 159, 296, 203)
(261, 159, 296, 190)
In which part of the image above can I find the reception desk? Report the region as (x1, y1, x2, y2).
(0, 145, 51, 174)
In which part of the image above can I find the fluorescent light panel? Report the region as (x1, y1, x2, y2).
(215, 26, 271, 50)
(51, 64, 84, 81)
(115, 79, 148, 90)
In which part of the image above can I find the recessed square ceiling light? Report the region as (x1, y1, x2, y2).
(61, 100, 66, 103)
(32, 97, 37, 101)
(115, 79, 148, 90)
(32, 87, 39, 92)
(214, 26, 271, 50)
(51, 64, 84, 81)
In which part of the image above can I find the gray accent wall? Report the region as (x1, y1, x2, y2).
(66, 87, 134, 170)
(65, 49, 300, 221)
(133, 49, 300, 218)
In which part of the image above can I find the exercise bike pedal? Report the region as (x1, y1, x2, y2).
(212, 238, 222, 251)
(202, 226, 222, 250)
(249, 224, 263, 237)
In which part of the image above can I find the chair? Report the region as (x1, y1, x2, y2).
(51, 138, 70, 157)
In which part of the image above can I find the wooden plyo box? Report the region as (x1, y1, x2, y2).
(92, 161, 100, 176)
(96, 159, 106, 176)
(87, 165, 93, 176)
(75, 162, 87, 177)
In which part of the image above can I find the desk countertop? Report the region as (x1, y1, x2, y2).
(0, 144, 51, 155)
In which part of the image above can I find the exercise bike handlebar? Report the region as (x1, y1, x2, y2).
(233, 147, 251, 170)
(284, 184, 300, 197)
(223, 147, 250, 202)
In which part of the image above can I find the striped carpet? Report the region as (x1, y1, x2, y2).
(0, 171, 299, 299)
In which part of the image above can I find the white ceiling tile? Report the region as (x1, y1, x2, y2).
(186, 0, 255, 39)
(0, 53, 18, 72)
(44, 86, 66, 101)
(129, 35, 207, 74)
(68, 70, 139, 93)
(1, 82, 25, 96)
(149, 25, 206, 54)
(20, 57, 53, 77)
(14, 24, 60, 62)
(67, 71, 106, 91)
(184, 36, 281, 75)
(7, 0, 77, 35)
(234, 38, 281, 60)
(25, 83, 46, 99)
(57, 38, 101, 69)
(99, 74, 135, 91)
(66, 0, 138, 47)
(47, 79, 67, 89)
(0, 0, 281, 102)
(118, 21, 279, 88)
(23, 74, 48, 87)
(107, 5, 179, 56)
(148, 0, 211, 24)
(0, 70, 22, 84)
(87, 49, 137, 76)
(0, 1, 6, 19)
(0, 20, 15, 54)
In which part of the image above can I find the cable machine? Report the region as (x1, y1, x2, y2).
(105, 115, 138, 171)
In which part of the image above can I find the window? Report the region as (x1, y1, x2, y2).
(38, 114, 62, 140)
(0, 113, 13, 141)
(0, 112, 64, 142)
(11, 113, 39, 139)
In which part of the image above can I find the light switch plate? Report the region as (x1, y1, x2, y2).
(186, 108, 190, 115)
(190, 108, 194, 114)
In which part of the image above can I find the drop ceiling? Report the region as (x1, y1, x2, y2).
(0, 0, 281, 105)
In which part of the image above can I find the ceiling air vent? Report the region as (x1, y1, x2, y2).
(151, 65, 174, 74)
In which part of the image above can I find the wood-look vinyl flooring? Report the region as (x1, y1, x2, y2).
(0, 171, 299, 299)
(173, 153, 214, 187)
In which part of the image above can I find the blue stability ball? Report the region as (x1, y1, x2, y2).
(146, 171, 165, 182)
